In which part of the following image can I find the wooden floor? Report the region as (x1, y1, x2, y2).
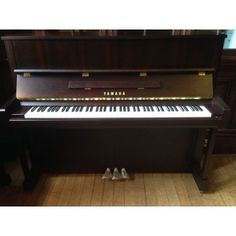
(1, 154, 236, 206)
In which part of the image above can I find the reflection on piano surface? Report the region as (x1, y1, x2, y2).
(1, 33, 229, 192)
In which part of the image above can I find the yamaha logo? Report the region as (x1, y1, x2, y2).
(104, 91, 126, 96)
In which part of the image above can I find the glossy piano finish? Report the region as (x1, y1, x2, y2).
(15, 71, 214, 100)
(1, 34, 228, 192)
(2, 34, 225, 89)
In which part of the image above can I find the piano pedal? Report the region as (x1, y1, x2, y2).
(112, 168, 121, 180)
(102, 168, 130, 181)
(102, 168, 112, 180)
(121, 168, 129, 180)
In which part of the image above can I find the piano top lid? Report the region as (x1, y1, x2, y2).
(1, 34, 226, 40)
(3, 34, 226, 73)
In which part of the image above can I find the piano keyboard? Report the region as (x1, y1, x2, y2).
(24, 105, 212, 119)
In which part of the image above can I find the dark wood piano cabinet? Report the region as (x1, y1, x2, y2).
(1, 33, 228, 192)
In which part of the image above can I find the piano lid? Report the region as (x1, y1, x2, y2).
(3, 34, 225, 72)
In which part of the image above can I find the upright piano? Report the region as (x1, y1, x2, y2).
(2, 33, 229, 192)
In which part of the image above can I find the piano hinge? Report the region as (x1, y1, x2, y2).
(23, 72, 31, 78)
(82, 72, 90, 78)
(198, 72, 206, 76)
(139, 72, 147, 77)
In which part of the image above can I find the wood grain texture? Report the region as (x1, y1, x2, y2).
(1, 155, 236, 206)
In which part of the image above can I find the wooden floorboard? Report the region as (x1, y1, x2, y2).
(0, 155, 236, 206)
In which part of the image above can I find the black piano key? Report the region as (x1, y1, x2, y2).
(173, 106, 178, 112)
(133, 106, 136, 112)
(166, 106, 171, 112)
(179, 106, 184, 111)
(55, 106, 59, 111)
(36, 106, 42, 112)
(31, 106, 38, 112)
(37, 106, 42, 112)
(160, 106, 164, 112)
(150, 106, 154, 112)
(127, 106, 130, 112)
(48, 106, 53, 112)
(184, 106, 189, 111)
(155, 106, 160, 111)
(143, 106, 147, 112)
(194, 105, 200, 111)
(72, 106, 76, 112)
(170, 106, 174, 112)
(137, 106, 140, 112)
(65, 106, 70, 112)
(52, 106, 57, 112)
(146, 106, 150, 112)
(189, 106, 194, 111)
(62, 106, 66, 112)
(89, 106, 93, 112)
(197, 105, 203, 111)
(41, 106, 47, 112)
(86, 106, 90, 112)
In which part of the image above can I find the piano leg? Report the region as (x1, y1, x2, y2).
(0, 162, 11, 186)
(192, 128, 216, 193)
(19, 142, 40, 191)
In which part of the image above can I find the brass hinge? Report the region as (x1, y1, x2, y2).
(82, 72, 90, 78)
(198, 72, 206, 76)
(23, 72, 31, 78)
(139, 72, 147, 77)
